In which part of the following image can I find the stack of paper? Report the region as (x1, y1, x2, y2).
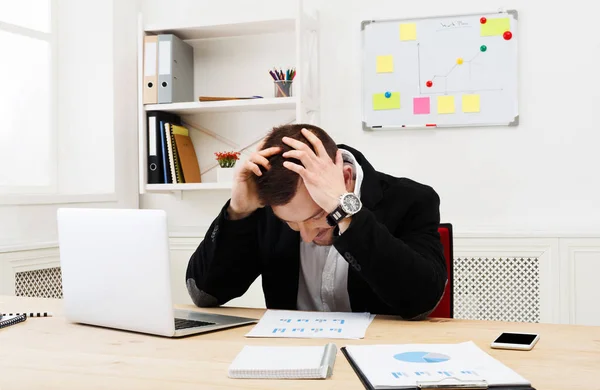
(228, 343, 337, 379)
(245, 310, 375, 339)
(342, 341, 532, 389)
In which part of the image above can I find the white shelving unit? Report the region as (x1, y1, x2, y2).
(137, 1, 320, 196)
(146, 182, 233, 191)
(144, 97, 297, 115)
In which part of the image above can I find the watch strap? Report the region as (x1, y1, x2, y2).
(326, 205, 347, 227)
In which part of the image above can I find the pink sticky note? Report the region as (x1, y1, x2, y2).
(413, 97, 430, 115)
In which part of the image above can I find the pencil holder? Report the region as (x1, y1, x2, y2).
(274, 80, 293, 98)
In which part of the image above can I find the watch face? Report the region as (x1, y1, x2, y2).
(341, 193, 361, 214)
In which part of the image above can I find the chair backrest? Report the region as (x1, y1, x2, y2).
(429, 223, 453, 318)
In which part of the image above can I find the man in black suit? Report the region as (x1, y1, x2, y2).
(186, 124, 447, 319)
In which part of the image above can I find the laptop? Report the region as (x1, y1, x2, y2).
(56, 207, 258, 337)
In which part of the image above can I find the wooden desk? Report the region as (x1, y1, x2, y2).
(0, 296, 598, 389)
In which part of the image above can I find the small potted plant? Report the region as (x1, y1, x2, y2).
(214, 151, 240, 182)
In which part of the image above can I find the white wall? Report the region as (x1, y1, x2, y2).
(317, 0, 600, 235)
(140, 0, 600, 236)
(3, 0, 596, 325)
(138, 0, 600, 325)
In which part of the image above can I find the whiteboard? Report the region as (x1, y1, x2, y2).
(361, 10, 518, 130)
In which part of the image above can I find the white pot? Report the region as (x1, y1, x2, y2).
(217, 166, 235, 182)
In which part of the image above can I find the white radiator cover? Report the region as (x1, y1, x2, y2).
(452, 236, 558, 325)
(453, 257, 540, 323)
(5, 236, 598, 325)
(15, 267, 63, 299)
(2, 236, 574, 325)
(12, 257, 542, 324)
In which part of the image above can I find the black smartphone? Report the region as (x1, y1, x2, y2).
(491, 332, 540, 351)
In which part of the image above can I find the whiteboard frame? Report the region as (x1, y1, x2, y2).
(360, 9, 519, 131)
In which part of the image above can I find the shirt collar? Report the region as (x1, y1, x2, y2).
(340, 149, 364, 199)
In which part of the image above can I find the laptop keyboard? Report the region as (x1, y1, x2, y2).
(175, 317, 216, 330)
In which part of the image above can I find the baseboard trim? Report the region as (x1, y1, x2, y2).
(0, 242, 59, 254)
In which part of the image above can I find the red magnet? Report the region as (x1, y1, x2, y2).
(480, 17, 487, 24)
(426, 80, 433, 88)
(503, 31, 512, 40)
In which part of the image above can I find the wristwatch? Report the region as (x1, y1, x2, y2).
(326, 192, 362, 227)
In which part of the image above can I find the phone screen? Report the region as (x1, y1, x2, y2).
(494, 333, 537, 345)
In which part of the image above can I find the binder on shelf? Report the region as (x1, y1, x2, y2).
(159, 117, 173, 184)
(143, 35, 158, 104)
(164, 123, 184, 183)
(0, 313, 27, 329)
(173, 129, 201, 183)
(158, 34, 194, 104)
(172, 126, 186, 183)
(146, 111, 181, 184)
(163, 122, 176, 182)
(146, 112, 161, 184)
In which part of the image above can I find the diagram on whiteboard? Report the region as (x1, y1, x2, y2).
(362, 11, 518, 129)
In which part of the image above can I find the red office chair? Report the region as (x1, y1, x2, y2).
(429, 223, 453, 318)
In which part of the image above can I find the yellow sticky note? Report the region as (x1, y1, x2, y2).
(437, 95, 455, 114)
(373, 92, 400, 110)
(480, 17, 510, 37)
(462, 94, 480, 113)
(400, 23, 417, 41)
(376, 55, 394, 73)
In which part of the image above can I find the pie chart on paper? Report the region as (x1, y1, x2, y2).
(393, 352, 451, 363)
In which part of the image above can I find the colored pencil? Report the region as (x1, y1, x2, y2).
(268, 67, 296, 81)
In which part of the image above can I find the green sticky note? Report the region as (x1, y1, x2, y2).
(376, 55, 394, 73)
(480, 17, 511, 36)
(437, 95, 455, 114)
(373, 92, 400, 110)
(400, 23, 417, 41)
(462, 94, 480, 113)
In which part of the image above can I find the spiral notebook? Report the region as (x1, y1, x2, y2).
(228, 343, 337, 379)
(0, 313, 27, 329)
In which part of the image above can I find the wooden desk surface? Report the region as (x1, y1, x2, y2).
(0, 296, 598, 389)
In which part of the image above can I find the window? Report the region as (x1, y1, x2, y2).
(0, 0, 55, 193)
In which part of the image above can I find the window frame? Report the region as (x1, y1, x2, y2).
(0, 0, 58, 196)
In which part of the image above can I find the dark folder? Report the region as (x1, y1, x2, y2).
(341, 347, 536, 390)
(146, 111, 181, 184)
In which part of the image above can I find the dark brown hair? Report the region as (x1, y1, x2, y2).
(254, 123, 338, 206)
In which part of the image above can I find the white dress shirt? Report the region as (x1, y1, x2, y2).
(296, 149, 364, 312)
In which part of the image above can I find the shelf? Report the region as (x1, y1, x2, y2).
(144, 97, 296, 115)
(146, 183, 232, 191)
(137, 3, 320, 196)
(145, 18, 296, 40)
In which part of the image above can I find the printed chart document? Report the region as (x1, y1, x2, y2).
(342, 341, 532, 389)
(245, 310, 375, 339)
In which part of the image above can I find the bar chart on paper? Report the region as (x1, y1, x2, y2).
(245, 310, 375, 339)
(361, 10, 519, 129)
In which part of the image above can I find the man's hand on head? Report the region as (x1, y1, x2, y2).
(228, 144, 281, 220)
(281, 128, 347, 214)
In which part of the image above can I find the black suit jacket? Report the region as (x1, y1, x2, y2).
(186, 145, 447, 319)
